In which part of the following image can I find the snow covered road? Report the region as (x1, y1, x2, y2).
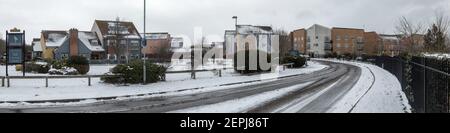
(0, 60, 411, 113)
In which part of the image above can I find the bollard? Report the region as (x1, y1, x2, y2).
(88, 77, 91, 86)
(1, 77, 4, 87)
(45, 77, 48, 88)
(219, 69, 222, 77)
(7, 77, 10, 87)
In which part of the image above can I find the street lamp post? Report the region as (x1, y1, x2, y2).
(143, 0, 147, 84)
(232, 16, 238, 55)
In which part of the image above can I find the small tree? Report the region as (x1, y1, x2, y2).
(424, 24, 447, 53)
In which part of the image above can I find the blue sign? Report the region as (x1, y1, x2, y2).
(8, 48, 23, 64)
(8, 34, 23, 47)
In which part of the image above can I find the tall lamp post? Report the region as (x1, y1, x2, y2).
(232, 16, 238, 54)
(142, 0, 147, 84)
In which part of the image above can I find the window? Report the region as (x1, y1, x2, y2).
(307, 36, 311, 42)
(345, 43, 349, 48)
(325, 36, 330, 42)
(344, 35, 349, 41)
(316, 36, 319, 39)
(336, 35, 341, 40)
(314, 43, 319, 47)
(337, 43, 341, 48)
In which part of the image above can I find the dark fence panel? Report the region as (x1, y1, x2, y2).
(375, 56, 450, 113)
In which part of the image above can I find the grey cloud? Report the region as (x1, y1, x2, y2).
(0, 0, 448, 43)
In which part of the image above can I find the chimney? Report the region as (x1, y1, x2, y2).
(69, 28, 79, 56)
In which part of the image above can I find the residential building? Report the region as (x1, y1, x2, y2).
(171, 36, 184, 49)
(142, 32, 172, 61)
(279, 34, 292, 58)
(291, 29, 307, 55)
(224, 30, 237, 58)
(54, 29, 105, 60)
(39, 29, 105, 60)
(363, 32, 382, 56)
(399, 34, 425, 53)
(379, 34, 401, 57)
(31, 38, 43, 59)
(40, 30, 68, 59)
(91, 19, 142, 63)
(224, 25, 279, 57)
(331, 27, 365, 56)
(307, 24, 331, 57)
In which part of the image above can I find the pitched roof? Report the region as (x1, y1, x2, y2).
(42, 30, 68, 48)
(94, 20, 141, 38)
(308, 24, 331, 30)
(78, 31, 105, 52)
(236, 25, 273, 34)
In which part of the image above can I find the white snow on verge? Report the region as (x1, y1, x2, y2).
(320, 59, 411, 113)
(169, 82, 315, 113)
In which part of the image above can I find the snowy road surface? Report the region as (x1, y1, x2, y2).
(0, 60, 410, 113)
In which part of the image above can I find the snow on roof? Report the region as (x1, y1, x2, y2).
(32, 40, 42, 52)
(94, 20, 140, 37)
(236, 25, 273, 34)
(46, 33, 68, 47)
(78, 31, 105, 52)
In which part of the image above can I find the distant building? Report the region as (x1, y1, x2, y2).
(331, 27, 365, 56)
(399, 34, 425, 53)
(171, 37, 184, 49)
(279, 34, 292, 58)
(363, 32, 382, 56)
(224, 30, 237, 57)
(224, 25, 279, 58)
(307, 24, 331, 57)
(380, 34, 401, 57)
(31, 38, 43, 59)
(291, 29, 307, 55)
(39, 29, 105, 60)
(91, 19, 142, 63)
(142, 32, 172, 61)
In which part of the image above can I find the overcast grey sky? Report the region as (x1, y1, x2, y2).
(1, 0, 449, 44)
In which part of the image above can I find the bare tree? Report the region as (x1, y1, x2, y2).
(110, 17, 128, 64)
(395, 16, 425, 54)
(156, 42, 172, 63)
